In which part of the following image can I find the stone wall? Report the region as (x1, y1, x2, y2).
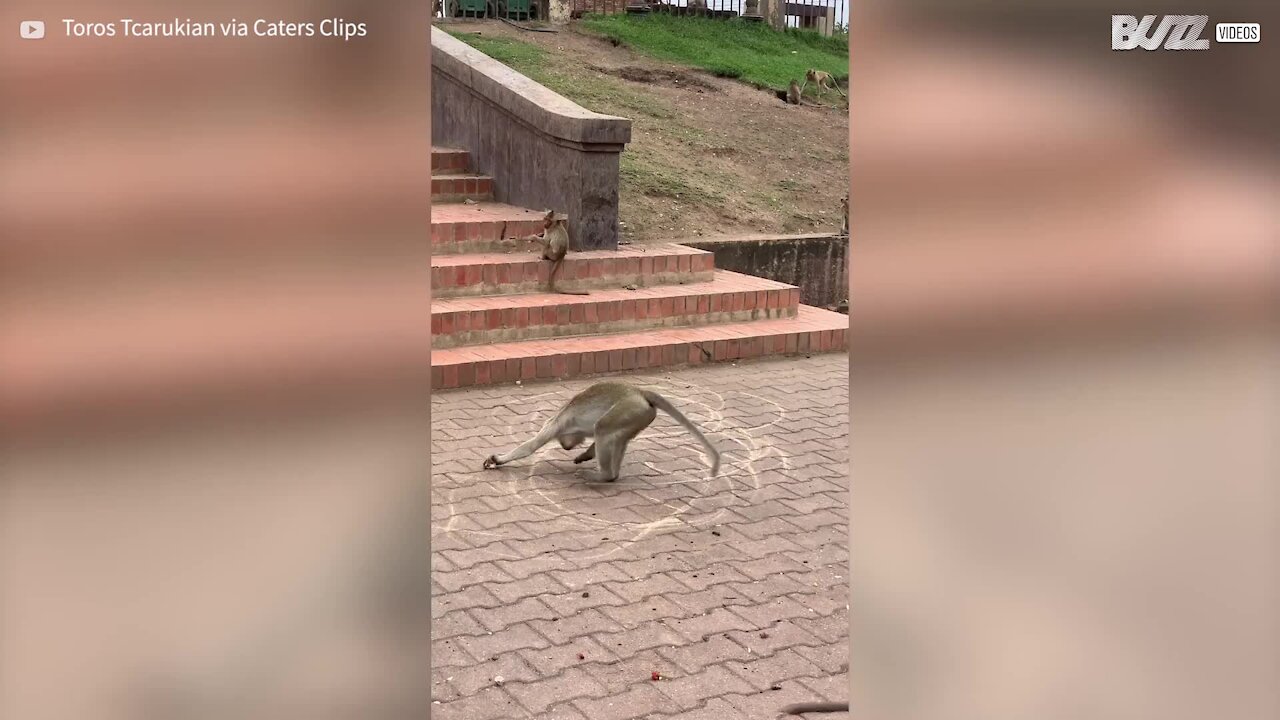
(683, 233, 849, 309)
(431, 28, 632, 250)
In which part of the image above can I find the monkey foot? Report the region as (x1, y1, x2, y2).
(482, 455, 501, 469)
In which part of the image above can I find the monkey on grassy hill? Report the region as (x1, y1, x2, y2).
(482, 382, 720, 483)
(801, 68, 845, 99)
(787, 79, 802, 105)
(779, 701, 849, 716)
(518, 210, 590, 296)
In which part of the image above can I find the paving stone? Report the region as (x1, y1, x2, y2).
(505, 666, 609, 716)
(432, 356, 848, 719)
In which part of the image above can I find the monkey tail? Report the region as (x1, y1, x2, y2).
(639, 390, 720, 476)
(779, 701, 849, 715)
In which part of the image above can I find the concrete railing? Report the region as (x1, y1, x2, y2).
(431, 27, 632, 251)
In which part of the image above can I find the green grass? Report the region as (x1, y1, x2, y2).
(446, 32, 551, 76)
(445, 30, 674, 118)
(620, 153, 726, 203)
(580, 14, 846, 90)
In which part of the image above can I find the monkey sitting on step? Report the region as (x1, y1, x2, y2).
(482, 382, 720, 482)
(515, 210, 590, 296)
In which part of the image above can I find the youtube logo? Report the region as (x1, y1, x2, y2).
(20, 20, 45, 39)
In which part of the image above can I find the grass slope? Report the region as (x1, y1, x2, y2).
(442, 22, 848, 239)
(446, 31, 675, 118)
(580, 14, 847, 89)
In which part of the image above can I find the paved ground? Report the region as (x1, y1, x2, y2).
(431, 354, 849, 719)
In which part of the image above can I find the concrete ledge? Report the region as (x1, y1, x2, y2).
(682, 233, 850, 309)
(432, 27, 632, 250)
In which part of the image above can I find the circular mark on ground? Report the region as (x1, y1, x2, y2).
(475, 375, 793, 557)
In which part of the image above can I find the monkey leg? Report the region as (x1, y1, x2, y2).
(573, 443, 596, 464)
(592, 438, 620, 482)
(547, 258, 588, 295)
(483, 420, 559, 469)
(589, 398, 656, 482)
(559, 432, 586, 450)
(547, 258, 562, 292)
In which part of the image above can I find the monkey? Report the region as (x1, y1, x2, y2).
(779, 701, 849, 716)
(840, 194, 849, 236)
(800, 68, 845, 99)
(786, 79, 802, 105)
(482, 382, 720, 482)
(519, 210, 589, 296)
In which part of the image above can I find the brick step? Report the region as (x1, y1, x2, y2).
(432, 271, 798, 349)
(431, 305, 848, 389)
(432, 244, 714, 298)
(432, 173, 494, 202)
(431, 146, 471, 173)
(432, 202, 553, 254)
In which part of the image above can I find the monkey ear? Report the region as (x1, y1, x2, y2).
(544, 210, 555, 220)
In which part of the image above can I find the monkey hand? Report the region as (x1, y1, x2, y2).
(482, 455, 501, 469)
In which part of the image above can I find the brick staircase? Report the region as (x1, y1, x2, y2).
(431, 146, 848, 390)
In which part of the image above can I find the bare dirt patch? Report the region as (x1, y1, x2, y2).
(445, 21, 849, 243)
(587, 65, 720, 93)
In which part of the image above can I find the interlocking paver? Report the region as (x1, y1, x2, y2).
(435, 561, 515, 593)
(472, 596, 560, 633)
(793, 641, 852, 675)
(600, 594, 692, 629)
(484, 573, 572, 605)
(433, 355, 847, 718)
(726, 648, 826, 691)
(724, 681, 850, 719)
(603, 571, 690, 604)
(434, 583, 502, 618)
(581, 648, 668, 694)
(572, 683, 681, 720)
(532, 607, 627, 646)
(447, 652, 542, 696)
(429, 685, 524, 720)
(435, 608, 489, 640)
(655, 664, 756, 710)
(506, 666, 609, 715)
(663, 607, 756, 643)
(517, 635, 622, 679)
(454, 623, 552, 662)
(660, 697, 751, 720)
